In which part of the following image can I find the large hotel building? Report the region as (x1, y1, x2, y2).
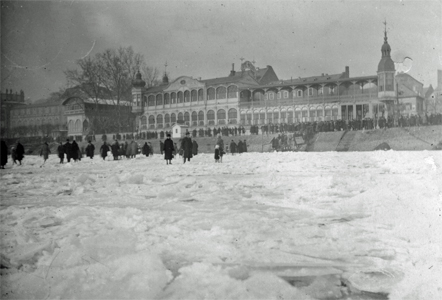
(131, 29, 424, 133)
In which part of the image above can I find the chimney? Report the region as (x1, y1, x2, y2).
(345, 66, 350, 78)
(229, 63, 236, 77)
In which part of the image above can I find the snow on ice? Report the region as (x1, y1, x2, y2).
(0, 151, 441, 299)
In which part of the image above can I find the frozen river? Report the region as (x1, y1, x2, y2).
(1, 151, 441, 299)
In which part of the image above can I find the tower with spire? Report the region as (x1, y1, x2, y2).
(131, 70, 146, 114)
(377, 20, 396, 99)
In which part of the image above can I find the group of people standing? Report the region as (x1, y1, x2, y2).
(1, 140, 25, 169)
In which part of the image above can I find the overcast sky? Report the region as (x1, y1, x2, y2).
(1, 0, 441, 102)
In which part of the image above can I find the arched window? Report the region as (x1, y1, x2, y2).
(297, 90, 303, 97)
(227, 85, 237, 98)
(157, 114, 163, 128)
(217, 109, 226, 119)
(178, 112, 184, 123)
(83, 120, 89, 131)
(207, 87, 215, 100)
(316, 107, 323, 117)
(191, 90, 197, 102)
(148, 115, 155, 128)
(259, 110, 265, 124)
(198, 89, 204, 101)
(228, 108, 237, 124)
(164, 93, 170, 105)
(141, 116, 147, 129)
(191, 111, 197, 121)
(253, 90, 264, 101)
(171, 113, 176, 123)
(184, 112, 190, 125)
(184, 90, 190, 102)
(171, 92, 177, 104)
(177, 91, 183, 103)
(295, 108, 301, 121)
(273, 110, 279, 121)
(148, 95, 155, 106)
(68, 120, 73, 132)
(207, 110, 215, 125)
(164, 114, 170, 124)
(198, 111, 204, 126)
(302, 107, 308, 119)
(216, 87, 226, 99)
(156, 94, 163, 106)
(143, 96, 148, 107)
(75, 119, 81, 132)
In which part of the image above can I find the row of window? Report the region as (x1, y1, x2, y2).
(140, 109, 239, 125)
(12, 106, 63, 116)
(12, 118, 60, 127)
(264, 87, 337, 100)
(139, 86, 239, 107)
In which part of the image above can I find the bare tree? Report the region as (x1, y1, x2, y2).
(141, 65, 161, 87)
(65, 46, 144, 134)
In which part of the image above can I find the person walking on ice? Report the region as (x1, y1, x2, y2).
(181, 131, 193, 164)
(163, 133, 174, 165)
(40, 142, 51, 166)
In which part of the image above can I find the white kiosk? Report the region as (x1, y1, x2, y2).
(171, 123, 189, 138)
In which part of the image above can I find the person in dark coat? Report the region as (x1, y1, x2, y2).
(1, 140, 8, 169)
(243, 140, 248, 152)
(111, 140, 120, 160)
(192, 140, 198, 156)
(85, 141, 95, 159)
(163, 134, 175, 165)
(237, 140, 243, 154)
(15, 140, 25, 165)
(214, 145, 220, 163)
(142, 142, 150, 157)
(230, 140, 237, 155)
(181, 132, 193, 163)
(148, 142, 153, 156)
(57, 142, 65, 164)
(40, 142, 51, 163)
(159, 140, 164, 155)
(216, 135, 224, 162)
(71, 141, 80, 162)
(64, 139, 72, 162)
(130, 140, 138, 158)
(100, 142, 110, 160)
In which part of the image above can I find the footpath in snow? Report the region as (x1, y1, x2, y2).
(0, 151, 441, 299)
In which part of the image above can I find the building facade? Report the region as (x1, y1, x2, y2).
(62, 96, 134, 137)
(132, 29, 424, 134)
(0, 89, 26, 136)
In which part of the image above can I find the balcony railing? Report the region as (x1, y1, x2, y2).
(238, 93, 375, 109)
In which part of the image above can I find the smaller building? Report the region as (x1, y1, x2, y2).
(171, 124, 189, 138)
(0, 89, 26, 136)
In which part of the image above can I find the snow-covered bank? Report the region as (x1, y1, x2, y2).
(1, 151, 441, 299)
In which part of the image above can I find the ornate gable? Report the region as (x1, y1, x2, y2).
(164, 76, 205, 92)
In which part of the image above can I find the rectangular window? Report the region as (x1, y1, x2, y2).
(283, 91, 288, 98)
(269, 93, 274, 100)
(297, 90, 302, 97)
(386, 73, 394, 91)
(308, 88, 313, 96)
